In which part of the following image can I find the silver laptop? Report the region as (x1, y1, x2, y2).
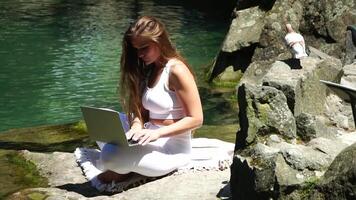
(80, 106, 139, 146)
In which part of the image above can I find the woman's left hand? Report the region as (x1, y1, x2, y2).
(132, 129, 160, 146)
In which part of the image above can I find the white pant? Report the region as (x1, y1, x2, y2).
(98, 122, 191, 177)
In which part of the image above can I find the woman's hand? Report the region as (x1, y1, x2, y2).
(131, 129, 160, 146)
(125, 127, 142, 141)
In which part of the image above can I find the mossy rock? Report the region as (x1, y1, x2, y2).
(27, 192, 48, 200)
(0, 150, 48, 199)
(0, 121, 96, 152)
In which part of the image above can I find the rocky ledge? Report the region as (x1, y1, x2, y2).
(7, 150, 231, 200)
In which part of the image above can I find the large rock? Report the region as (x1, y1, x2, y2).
(296, 113, 335, 141)
(301, 0, 356, 53)
(252, 0, 304, 61)
(231, 136, 356, 199)
(236, 84, 296, 148)
(21, 150, 86, 187)
(238, 60, 274, 87)
(231, 151, 316, 200)
(268, 141, 334, 171)
(262, 57, 343, 115)
(10, 170, 231, 200)
(315, 142, 356, 199)
(230, 154, 277, 199)
(325, 94, 355, 130)
(307, 137, 349, 159)
(10, 151, 231, 199)
(222, 7, 265, 53)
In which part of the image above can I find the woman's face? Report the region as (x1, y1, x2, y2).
(131, 36, 161, 65)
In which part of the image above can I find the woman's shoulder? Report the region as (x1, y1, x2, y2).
(167, 58, 190, 76)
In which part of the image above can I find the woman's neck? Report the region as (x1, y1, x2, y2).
(153, 56, 168, 69)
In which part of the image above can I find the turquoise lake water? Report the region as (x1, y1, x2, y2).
(0, 0, 232, 132)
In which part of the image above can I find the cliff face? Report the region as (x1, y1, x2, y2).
(209, 0, 356, 80)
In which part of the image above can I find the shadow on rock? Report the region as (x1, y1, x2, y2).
(281, 58, 302, 69)
(57, 181, 106, 197)
(216, 181, 231, 199)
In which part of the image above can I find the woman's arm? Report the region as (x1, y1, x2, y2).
(132, 61, 203, 145)
(159, 61, 204, 134)
(131, 117, 144, 130)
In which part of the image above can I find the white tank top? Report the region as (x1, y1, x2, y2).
(142, 59, 186, 119)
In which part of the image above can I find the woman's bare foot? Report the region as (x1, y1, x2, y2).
(97, 170, 131, 183)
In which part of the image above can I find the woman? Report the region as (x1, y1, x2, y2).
(97, 16, 203, 183)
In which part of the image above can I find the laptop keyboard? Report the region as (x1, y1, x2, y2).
(127, 138, 139, 145)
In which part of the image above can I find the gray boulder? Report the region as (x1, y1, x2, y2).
(296, 113, 335, 141)
(238, 60, 274, 86)
(230, 154, 277, 199)
(222, 7, 265, 53)
(252, 0, 304, 62)
(10, 151, 231, 200)
(231, 152, 316, 200)
(315, 142, 356, 200)
(236, 84, 296, 148)
(325, 94, 355, 130)
(302, 0, 356, 56)
(307, 137, 349, 159)
(269, 142, 334, 171)
(262, 57, 342, 116)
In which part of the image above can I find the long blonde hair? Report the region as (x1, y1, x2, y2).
(120, 16, 192, 124)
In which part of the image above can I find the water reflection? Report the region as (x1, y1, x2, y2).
(0, 0, 228, 131)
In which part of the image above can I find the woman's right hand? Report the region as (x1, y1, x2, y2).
(126, 127, 142, 140)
